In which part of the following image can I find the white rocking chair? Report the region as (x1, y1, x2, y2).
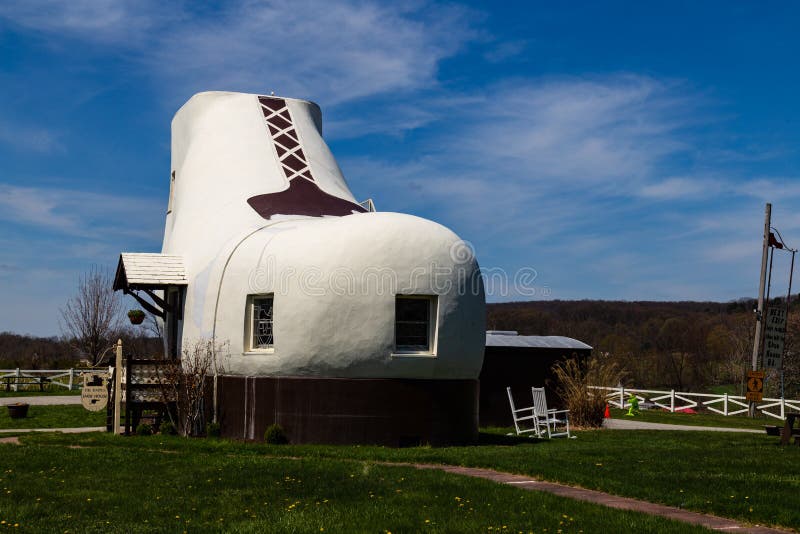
(506, 387, 539, 437)
(531, 387, 572, 439)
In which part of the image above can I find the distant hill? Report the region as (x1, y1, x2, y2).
(487, 297, 799, 396)
(487, 298, 765, 341)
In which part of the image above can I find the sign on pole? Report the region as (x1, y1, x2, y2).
(81, 372, 110, 412)
(764, 306, 787, 369)
(746, 370, 765, 402)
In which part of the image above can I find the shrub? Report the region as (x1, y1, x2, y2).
(264, 423, 288, 445)
(206, 422, 221, 438)
(159, 421, 177, 436)
(552, 356, 625, 428)
(135, 423, 153, 436)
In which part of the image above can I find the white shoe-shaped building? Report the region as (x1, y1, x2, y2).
(114, 91, 485, 445)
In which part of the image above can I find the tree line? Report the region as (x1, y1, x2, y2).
(488, 298, 800, 398)
(0, 267, 162, 369)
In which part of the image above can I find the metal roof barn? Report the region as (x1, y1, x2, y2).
(479, 330, 592, 427)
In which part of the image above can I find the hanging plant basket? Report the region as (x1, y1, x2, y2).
(7, 403, 29, 419)
(128, 309, 145, 325)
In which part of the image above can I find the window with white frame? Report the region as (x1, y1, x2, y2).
(248, 295, 274, 350)
(395, 295, 436, 352)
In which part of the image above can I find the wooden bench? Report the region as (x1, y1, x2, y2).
(781, 413, 800, 446)
(3, 376, 51, 392)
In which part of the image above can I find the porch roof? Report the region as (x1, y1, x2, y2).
(113, 253, 187, 291)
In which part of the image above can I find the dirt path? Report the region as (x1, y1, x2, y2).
(603, 418, 763, 433)
(0, 395, 81, 406)
(0, 427, 104, 434)
(392, 462, 790, 533)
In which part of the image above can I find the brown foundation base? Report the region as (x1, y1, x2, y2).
(213, 375, 478, 446)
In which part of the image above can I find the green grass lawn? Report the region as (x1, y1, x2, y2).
(608, 408, 778, 430)
(0, 404, 105, 429)
(0, 434, 706, 534)
(8, 428, 799, 531)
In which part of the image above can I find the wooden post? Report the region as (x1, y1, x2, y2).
(125, 349, 132, 436)
(670, 389, 675, 412)
(13, 368, 19, 392)
(68, 368, 74, 391)
(113, 339, 123, 435)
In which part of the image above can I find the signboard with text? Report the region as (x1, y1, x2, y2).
(764, 307, 787, 369)
(81, 372, 109, 412)
(746, 370, 765, 402)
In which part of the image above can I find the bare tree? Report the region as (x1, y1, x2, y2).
(157, 338, 228, 436)
(59, 266, 123, 366)
(144, 313, 163, 339)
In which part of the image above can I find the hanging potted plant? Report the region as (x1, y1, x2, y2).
(128, 309, 146, 325)
(7, 402, 29, 419)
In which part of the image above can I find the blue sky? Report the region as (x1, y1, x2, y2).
(1, 1, 798, 336)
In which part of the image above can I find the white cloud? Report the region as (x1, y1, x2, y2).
(638, 177, 721, 200)
(0, 183, 164, 240)
(0, 0, 173, 43)
(348, 75, 703, 240)
(735, 178, 800, 201)
(0, 120, 62, 153)
(152, 1, 474, 107)
(0, 1, 475, 109)
(450, 76, 696, 186)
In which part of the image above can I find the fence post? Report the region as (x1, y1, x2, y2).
(68, 369, 74, 391)
(723, 393, 728, 416)
(13, 368, 20, 392)
(670, 389, 675, 412)
(114, 339, 123, 436)
(781, 396, 785, 420)
(620, 387, 625, 409)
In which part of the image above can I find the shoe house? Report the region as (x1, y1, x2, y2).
(113, 91, 485, 445)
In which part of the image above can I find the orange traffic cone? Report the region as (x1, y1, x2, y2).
(604, 404, 611, 418)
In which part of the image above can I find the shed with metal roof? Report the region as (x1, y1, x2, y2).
(479, 330, 593, 427)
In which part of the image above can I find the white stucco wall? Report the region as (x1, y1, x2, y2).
(162, 91, 486, 379)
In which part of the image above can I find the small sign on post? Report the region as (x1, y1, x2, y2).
(764, 307, 787, 369)
(81, 372, 110, 412)
(746, 370, 765, 402)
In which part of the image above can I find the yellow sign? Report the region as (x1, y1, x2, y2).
(81, 372, 110, 412)
(746, 370, 764, 402)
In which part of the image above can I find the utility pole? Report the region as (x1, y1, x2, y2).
(750, 203, 771, 417)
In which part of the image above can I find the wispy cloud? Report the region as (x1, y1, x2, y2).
(155, 2, 475, 107)
(351, 75, 702, 235)
(0, 0, 174, 44)
(638, 176, 721, 200)
(451, 76, 697, 186)
(0, 183, 164, 240)
(0, 119, 62, 153)
(0, 1, 476, 109)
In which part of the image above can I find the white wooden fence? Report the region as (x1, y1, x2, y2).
(0, 368, 105, 392)
(590, 385, 800, 421)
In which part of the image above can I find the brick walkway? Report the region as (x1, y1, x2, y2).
(396, 463, 790, 534)
(604, 418, 762, 433)
(0, 427, 104, 434)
